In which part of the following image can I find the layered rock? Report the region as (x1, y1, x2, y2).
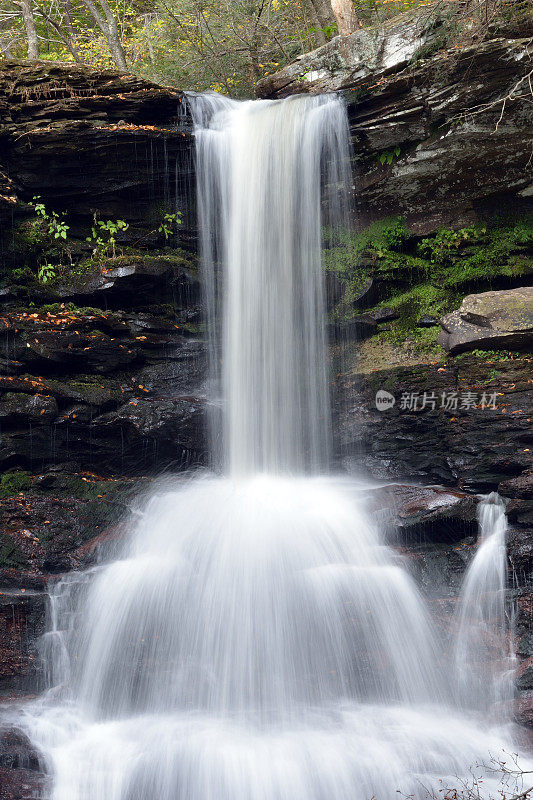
(337, 354, 533, 489)
(0, 307, 207, 475)
(257, 8, 533, 232)
(0, 60, 194, 236)
(439, 287, 533, 354)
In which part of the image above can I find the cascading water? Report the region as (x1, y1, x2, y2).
(454, 492, 515, 713)
(7, 94, 530, 800)
(192, 93, 351, 473)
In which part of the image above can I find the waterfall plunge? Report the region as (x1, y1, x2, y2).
(11, 94, 528, 800)
(193, 93, 351, 474)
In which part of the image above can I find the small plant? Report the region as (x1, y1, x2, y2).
(38, 263, 56, 284)
(378, 146, 401, 166)
(418, 224, 486, 264)
(87, 215, 129, 259)
(158, 212, 182, 240)
(30, 196, 69, 240)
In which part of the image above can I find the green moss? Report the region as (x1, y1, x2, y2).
(0, 470, 32, 498)
(455, 349, 527, 363)
(331, 217, 533, 347)
(379, 323, 442, 353)
(76, 247, 197, 275)
(39, 302, 104, 315)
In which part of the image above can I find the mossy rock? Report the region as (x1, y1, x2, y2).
(0, 470, 32, 498)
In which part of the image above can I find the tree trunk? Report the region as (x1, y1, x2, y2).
(302, 1, 327, 45)
(81, 0, 128, 70)
(20, 0, 39, 59)
(61, 0, 77, 38)
(34, 1, 85, 63)
(330, 0, 359, 35)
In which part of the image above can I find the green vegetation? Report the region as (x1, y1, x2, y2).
(0, 470, 32, 498)
(158, 212, 182, 241)
(86, 216, 130, 260)
(3, 0, 528, 96)
(5, 204, 188, 290)
(455, 348, 527, 363)
(329, 216, 533, 355)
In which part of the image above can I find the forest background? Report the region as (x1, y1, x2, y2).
(0, 0, 528, 97)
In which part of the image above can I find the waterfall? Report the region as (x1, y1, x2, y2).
(192, 93, 351, 473)
(9, 94, 529, 800)
(454, 493, 515, 713)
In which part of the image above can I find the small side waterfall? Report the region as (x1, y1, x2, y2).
(7, 94, 529, 800)
(455, 493, 515, 713)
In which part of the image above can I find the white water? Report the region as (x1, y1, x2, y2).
(455, 492, 515, 713)
(193, 93, 350, 473)
(7, 94, 529, 800)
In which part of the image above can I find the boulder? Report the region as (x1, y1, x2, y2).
(417, 315, 437, 328)
(439, 287, 533, 354)
(365, 482, 479, 544)
(369, 307, 399, 323)
(256, 4, 451, 98)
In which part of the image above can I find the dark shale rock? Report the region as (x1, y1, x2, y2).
(0, 727, 41, 772)
(0, 61, 194, 237)
(336, 355, 533, 490)
(257, 12, 532, 232)
(439, 288, 533, 354)
(0, 310, 207, 475)
(56, 255, 200, 312)
(500, 473, 533, 529)
(367, 482, 479, 544)
(0, 587, 46, 693)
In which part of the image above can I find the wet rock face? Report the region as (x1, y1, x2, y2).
(0, 61, 194, 232)
(0, 308, 207, 475)
(0, 727, 47, 799)
(367, 483, 479, 544)
(439, 287, 533, 354)
(0, 586, 45, 694)
(337, 355, 533, 491)
(257, 13, 532, 232)
(0, 766, 46, 800)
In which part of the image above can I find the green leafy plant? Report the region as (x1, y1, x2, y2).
(37, 263, 56, 284)
(30, 196, 69, 240)
(87, 215, 130, 259)
(418, 224, 485, 264)
(158, 212, 182, 240)
(378, 146, 401, 166)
